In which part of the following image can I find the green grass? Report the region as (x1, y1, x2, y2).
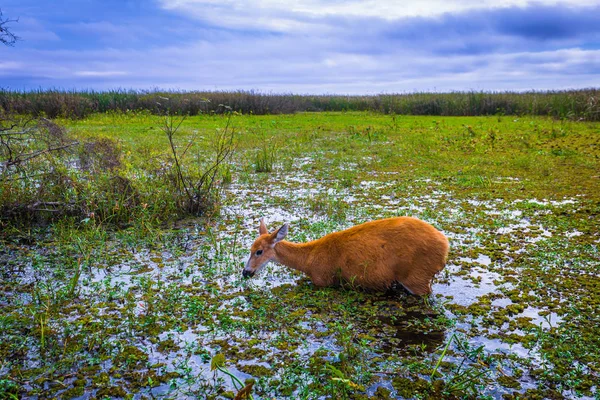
(1, 111, 599, 399)
(57, 111, 599, 189)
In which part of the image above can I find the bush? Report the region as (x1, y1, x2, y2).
(0, 111, 235, 229)
(161, 110, 236, 215)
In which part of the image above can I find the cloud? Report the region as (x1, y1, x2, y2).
(1, 0, 599, 92)
(155, 1, 600, 59)
(0, 61, 23, 71)
(159, 0, 600, 27)
(74, 70, 128, 77)
(4, 31, 598, 93)
(492, 5, 600, 40)
(377, 4, 600, 55)
(7, 16, 60, 43)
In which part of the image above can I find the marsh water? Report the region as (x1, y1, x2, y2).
(2, 112, 600, 399)
(3, 159, 597, 399)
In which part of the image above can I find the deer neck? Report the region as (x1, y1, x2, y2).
(273, 240, 312, 274)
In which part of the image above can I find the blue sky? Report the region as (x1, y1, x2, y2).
(1, 0, 599, 93)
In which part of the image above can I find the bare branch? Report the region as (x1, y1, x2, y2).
(4, 141, 79, 168)
(0, 9, 20, 47)
(159, 107, 236, 214)
(1, 116, 78, 175)
(161, 113, 193, 201)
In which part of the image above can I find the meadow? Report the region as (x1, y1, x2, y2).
(1, 109, 599, 399)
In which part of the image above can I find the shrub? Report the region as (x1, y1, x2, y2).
(0, 111, 235, 229)
(161, 110, 236, 215)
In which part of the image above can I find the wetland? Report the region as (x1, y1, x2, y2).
(1, 111, 599, 399)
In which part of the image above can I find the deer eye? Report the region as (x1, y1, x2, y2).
(255, 250, 263, 257)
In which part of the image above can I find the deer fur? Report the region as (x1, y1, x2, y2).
(243, 217, 449, 295)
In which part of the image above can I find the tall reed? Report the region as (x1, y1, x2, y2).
(0, 89, 598, 120)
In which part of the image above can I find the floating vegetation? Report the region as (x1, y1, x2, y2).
(1, 112, 599, 399)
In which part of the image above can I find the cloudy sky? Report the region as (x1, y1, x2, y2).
(1, 0, 599, 93)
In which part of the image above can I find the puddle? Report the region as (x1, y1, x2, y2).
(519, 306, 563, 329)
(435, 267, 503, 307)
(475, 336, 532, 359)
(459, 254, 492, 266)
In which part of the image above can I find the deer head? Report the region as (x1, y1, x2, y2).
(242, 218, 288, 278)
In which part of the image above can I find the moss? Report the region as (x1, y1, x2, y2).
(96, 385, 128, 398)
(467, 302, 491, 316)
(505, 304, 525, 316)
(274, 340, 298, 352)
(431, 379, 445, 394)
(72, 378, 86, 387)
(446, 304, 468, 315)
(158, 371, 181, 383)
(81, 365, 101, 375)
(497, 375, 521, 389)
(237, 364, 273, 377)
(92, 372, 109, 386)
(157, 338, 179, 353)
(115, 345, 149, 368)
(237, 347, 268, 360)
(60, 386, 85, 399)
(33, 376, 47, 387)
(574, 378, 593, 393)
(391, 377, 429, 397)
(371, 386, 392, 399)
(509, 317, 536, 331)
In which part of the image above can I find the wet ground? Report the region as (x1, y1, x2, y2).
(1, 114, 600, 399)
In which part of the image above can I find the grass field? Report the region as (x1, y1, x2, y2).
(1, 111, 599, 399)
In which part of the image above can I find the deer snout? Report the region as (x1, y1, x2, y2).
(243, 258, 256, 278)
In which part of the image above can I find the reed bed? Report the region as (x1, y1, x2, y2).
(0, 88, 598, 120)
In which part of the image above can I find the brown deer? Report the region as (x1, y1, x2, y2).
(243, 217, 449, 295)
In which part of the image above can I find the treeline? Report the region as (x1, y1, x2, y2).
(0, 88, 598, 120)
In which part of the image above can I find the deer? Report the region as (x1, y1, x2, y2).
(242, 217, 449, 295)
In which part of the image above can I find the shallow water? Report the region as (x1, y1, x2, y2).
(2, 161, 597, 399)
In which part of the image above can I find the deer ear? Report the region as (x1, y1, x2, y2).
(259, 218, 268, 235)
(272, 223, 289, 244)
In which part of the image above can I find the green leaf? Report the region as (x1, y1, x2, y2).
(211, 353, 226, 371)
(325, 363, 345, 379)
